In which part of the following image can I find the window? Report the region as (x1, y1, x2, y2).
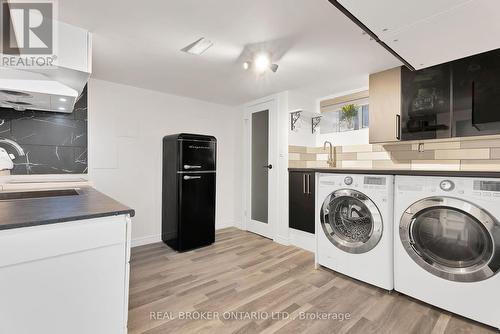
(319, 103, 369, 134)
(362, 105, 369, 128)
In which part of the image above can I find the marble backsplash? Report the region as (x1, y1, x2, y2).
(0, 87, 87, 175)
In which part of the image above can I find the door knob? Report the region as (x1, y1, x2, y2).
(263, 164, 273, 169)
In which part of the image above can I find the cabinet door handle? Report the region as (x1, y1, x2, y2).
(303, 174, 306, 194)
(396, 114, 401, 140)
(471, 81, 480, 131)
(307, 174, 311, 194)
(183, 175, 201, 180)
(184, 165, 202, 170)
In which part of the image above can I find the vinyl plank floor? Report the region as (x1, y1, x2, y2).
(128, 228, 497, 334)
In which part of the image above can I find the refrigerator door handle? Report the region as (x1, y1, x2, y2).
(183, 175, 202, 180)
(184, 165, 202, 170)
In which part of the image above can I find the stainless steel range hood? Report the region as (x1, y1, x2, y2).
(0, 22, 91, 113)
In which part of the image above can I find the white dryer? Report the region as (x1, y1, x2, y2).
(394, 175, 500, 329)
(316, 173, 394, 290)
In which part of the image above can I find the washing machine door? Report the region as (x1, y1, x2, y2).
(400, 197, 500, 282)
(320, 189, 383, 254)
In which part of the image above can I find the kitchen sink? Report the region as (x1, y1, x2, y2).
(0, 189, 80, 201)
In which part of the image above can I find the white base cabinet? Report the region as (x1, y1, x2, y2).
(0, 215, 131, 334)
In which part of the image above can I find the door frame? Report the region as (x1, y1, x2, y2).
(243, 97, 278, 240)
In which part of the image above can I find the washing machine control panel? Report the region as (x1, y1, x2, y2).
(439, 180, 455, 192)
(344, 176, 353, 185)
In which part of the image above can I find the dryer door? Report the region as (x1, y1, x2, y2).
(320, 189, 383, 254)
(400, 197, 500, 282)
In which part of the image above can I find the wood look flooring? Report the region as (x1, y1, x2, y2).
(128, 228, 497, 334)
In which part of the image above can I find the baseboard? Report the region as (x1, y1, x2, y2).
(274, 234, 290, 246)
(216, 221, 237, 230)
(131, 234, 162, 247)
(131, 223, 238, 248)
(289, 228, 315, 253)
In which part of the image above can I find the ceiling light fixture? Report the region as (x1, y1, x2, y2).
(254, 53, 271, 73)
(181, 37, 214, 56)
(242, 53, 279, 74)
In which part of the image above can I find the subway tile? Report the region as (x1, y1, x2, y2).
(299, 153, 317, 161)
(288, 153, 301, 161)
(357, 151, 391, 161)
(316, 153, 329, 161)
(307, 147, 329, 154)
(335, 152, 357, 161)
(435, 148, 490, 160)
(460, 160, 500, 172)
(288, 160, 307, 168)
(391, 150, 435, 161)
(411, 141, 460, 150)
(288, 146, 307, 153)
(382, 144, 412, 152)
(341, 144, 375, 153)
(306, 160, 329, 168)
(491, 148, 500, 159)
(341, 160, 373, 169)
(411, 160, 460, 171)
(460, 139, 500, 149)
(373, 160, 411, 170)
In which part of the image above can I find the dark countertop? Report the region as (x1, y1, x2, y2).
(288, 168, 500, 178)
(0, 187, 135, 230)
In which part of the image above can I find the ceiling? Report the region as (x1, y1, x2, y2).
(337, 0, 500, 70)
(58, 0, 401, 105)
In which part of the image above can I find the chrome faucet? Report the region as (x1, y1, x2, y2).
(0, 138, 25, 156)
(323, 141, 335, 168)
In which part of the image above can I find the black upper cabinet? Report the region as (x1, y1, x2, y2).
(401, 64, 451, 141)
(453, 48, 500, 137)
(400, 48, 500, 141)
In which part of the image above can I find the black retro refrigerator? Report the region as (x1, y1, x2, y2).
(162, 133, 216, 251)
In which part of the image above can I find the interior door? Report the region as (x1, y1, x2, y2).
(245, 100, 277, 239)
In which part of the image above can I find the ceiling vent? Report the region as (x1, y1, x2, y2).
(181, 38, 213, 55)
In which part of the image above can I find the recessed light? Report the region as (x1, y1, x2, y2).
(58, 107, 66, 111)
(243, 61, 251, 70)
(59, 98, 67, 102)
(181, 37, 213, 55)
(254, 53, 271, 74)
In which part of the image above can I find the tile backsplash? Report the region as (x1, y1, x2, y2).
(289, 136, 500, 172)
(0, 87, 87, 175)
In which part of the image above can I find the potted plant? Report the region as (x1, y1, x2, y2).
(340, 104, 358, 130)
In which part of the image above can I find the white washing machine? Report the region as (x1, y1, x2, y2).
(316, 173, 394, 290)
(394, 175, 500, 329)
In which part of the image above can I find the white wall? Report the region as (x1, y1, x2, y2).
(288, 89, 316, 147)
(316, 128, 369, 147)
(88, 79, 243, 246)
